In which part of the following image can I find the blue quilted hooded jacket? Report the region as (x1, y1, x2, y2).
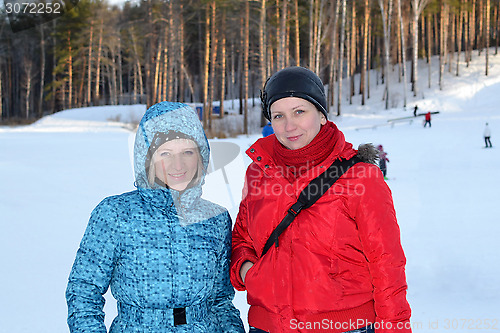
(66, 102, 244, 333)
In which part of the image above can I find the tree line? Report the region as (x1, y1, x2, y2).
(0, 0, 499, 132)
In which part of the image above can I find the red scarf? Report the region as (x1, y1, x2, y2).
(273, 121, 350, 182)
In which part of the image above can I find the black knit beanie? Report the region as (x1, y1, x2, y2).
(260, 66, 328, 121)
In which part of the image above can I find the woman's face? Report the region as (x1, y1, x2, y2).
(153, 139, 200, 191)
(270, 97, 327, 150)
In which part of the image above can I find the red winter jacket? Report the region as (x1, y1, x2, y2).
(230, 133, 411, 333)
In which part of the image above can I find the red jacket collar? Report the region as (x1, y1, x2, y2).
(246, 130, 357, 175)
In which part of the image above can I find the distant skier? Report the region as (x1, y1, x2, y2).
(484, 122, 492, 148)
(424, 112, 432, 127)
(413, 105, 418, 117)
(377, 144, 390, 179)
(262, 121, 274, 137)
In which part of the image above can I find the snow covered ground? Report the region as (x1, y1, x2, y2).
(1, 52, 499, 332)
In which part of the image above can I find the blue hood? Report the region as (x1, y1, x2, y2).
(134, 102, 209, 190)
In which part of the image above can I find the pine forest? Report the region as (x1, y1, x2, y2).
(0, 0, 499, 132)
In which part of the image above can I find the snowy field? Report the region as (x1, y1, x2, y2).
(1, 52, 500, 332)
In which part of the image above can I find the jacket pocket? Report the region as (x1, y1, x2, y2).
(243, 255, 276, 308)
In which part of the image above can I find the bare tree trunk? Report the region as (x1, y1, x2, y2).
(309, 0, 314, 68)
(456, 1, 464, 76)
(160, 8, 168, 101)
(51, 21, 56, 112)
(239, 16, 244, 114)
(486, 0, 490, 75)
(259, 0, 268, 126)
(153, 35, 162, 104)
(145, 2, 154, 107)
(396, 1, 403, 82)
(62, 81, 66, 111)
(495, 3, 500, 55)
(24, 59, 32, 118)
(95, 19, 103, 104)
(130, 32, 144, 102)
(286, 17, 290, 69)
(478, 0, 484, 55)
(67, 30, 73, 108)
(87, 20, 93, 106)
(495, 0, 499, 54)
(117, 37, 123, 102)
(378, 0, 393, 109)
(220, 8, 227, 118)
(367, 21, 372, 99)
(410, 0, 432, 97)
(259, 0, 267, 84)
(328, 0, 340, 111)
(162, 26, 168, 101)
(179, 2, 186, 101)
(279, 0, 287, 69)
(360, 0, 369, 105)
(314, 0, 325, 74)
(276, 0, 282, 69)
(38, 26, 46, 116)
(230, 42, 236, 109)
(243, 0, 250, 134)
(439, 1, 449, 90)
(168, 1, 175, 101)
(337, 0, 346, 116)
(346, 8, 351, 105)
(470, 0, 476, 61)
(294, 0, 300, 66)
(348, 2, 355, 104)
(439, 3, 444, 90)
(397, 0, 407, 107)
(203, 2, 211, 128)
(104, 62, 112, 106)
(463, 2, 469, 66)
(208, 0, 218, 129)
(133, 63, 138, 103)
(448, 11, 455, 73)
(110, 48, 118, 105)
(78, 57, 85, 107)
(427, 13, 432, 88)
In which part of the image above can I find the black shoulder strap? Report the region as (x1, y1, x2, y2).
(261, 156, 361, 257)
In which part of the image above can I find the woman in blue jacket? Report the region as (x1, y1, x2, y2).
(66, 102, 244, 333)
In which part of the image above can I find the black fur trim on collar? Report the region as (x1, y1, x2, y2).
(356, 143, 380, 164)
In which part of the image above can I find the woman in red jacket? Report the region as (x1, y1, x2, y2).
(230, 67, 411, 333)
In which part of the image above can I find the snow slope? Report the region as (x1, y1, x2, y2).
(1, 52, 499, 332)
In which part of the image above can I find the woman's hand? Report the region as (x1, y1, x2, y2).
(240, 261, 254, 284)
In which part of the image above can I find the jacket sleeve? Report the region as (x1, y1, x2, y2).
(230, 169, 259, 291)
(211, 212, 245, 332)
(65, 198, 120, 333)
(354, 165, 411, 333)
